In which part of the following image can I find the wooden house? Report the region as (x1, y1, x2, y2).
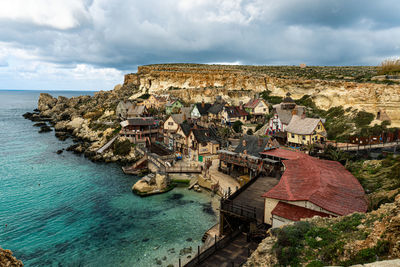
(120, 117, 160, 144)
(143, 94, 169, 109)
(261, 151, 367, 228)
(244, 98, 269, 118)
(127, 105, 148, 118)
(188, 127, 220, 162)
(221, 106, 248, 125)
(165, 99, 183, 115)
(286, 115, 327, 146)
(191, 101, 212, 120)
(116, 100, 134, 120)
(267, 93, 305, 133)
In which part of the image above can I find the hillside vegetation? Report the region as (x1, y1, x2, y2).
(245, 193, 400, 267)
(143, 63, 379, 83)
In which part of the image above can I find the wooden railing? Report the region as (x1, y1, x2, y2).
(220, 199, 257, 221)
(183, 229, 242, 267)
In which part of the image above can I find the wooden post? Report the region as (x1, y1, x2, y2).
(215, 235, 217, 251)
(198, 246, 200, 263)
(179, 258, 181, 267)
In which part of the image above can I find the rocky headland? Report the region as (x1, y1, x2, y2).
(23, 84, 142, 164)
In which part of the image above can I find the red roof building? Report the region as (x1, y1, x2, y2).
(260, 147, 309, 160)
(272, 201, 331, 222)
(262, 155, 368, 227)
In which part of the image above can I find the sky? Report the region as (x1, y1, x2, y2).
(0, 0, 400, 91)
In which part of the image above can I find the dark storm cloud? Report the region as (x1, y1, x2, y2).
(0, 0, 400, 90)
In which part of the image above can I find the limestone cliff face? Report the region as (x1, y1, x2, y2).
(267, 78, 400, 127)
(124, 64, 400, 127)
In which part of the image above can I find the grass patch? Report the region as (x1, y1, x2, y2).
(378, 59, 400, 75)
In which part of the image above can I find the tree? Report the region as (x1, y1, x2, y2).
(232, 121, 243, 133)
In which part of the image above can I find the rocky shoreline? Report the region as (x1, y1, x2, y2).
(0, 247, 23, 267)
(23, 85, 141, 164)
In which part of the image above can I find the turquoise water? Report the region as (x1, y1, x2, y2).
(0, 90, 217, 266)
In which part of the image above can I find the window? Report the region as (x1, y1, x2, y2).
(263, 108, 266, 111)
(302, 135, 306, 140)
(291, 134, 295, 138)
(318, 125, 320, 130)
(168, 122, 174, 126)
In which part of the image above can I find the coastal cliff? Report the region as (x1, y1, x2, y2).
(124, 64, 400, 127)
(30, 84, 141, 163)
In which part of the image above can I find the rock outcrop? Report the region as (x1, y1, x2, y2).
(124, 64, 400, 127)
(0, 247, 23, 267)
(132, 173, 171, 196)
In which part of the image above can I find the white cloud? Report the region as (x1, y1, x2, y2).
(0, 0, 89, 29)
(1, 0, 400, 90)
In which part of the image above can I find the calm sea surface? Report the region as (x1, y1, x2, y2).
(0, 90, 217, 266)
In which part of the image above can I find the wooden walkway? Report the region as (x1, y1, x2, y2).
(197, 233, 258, 267)
(232, 176, 280, 223)
(96, 135, 118, 154)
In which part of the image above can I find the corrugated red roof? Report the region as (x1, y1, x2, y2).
(272, 201, 331, 221)
(244, 99, 261, 109)
(262, 157, 367, 216)
(260, 148, 309, 160)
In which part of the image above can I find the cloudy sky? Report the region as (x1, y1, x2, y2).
(1, 0, 399, 90)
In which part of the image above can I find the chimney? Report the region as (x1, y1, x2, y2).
(239, 101, 243, 110)
(301, 110, 306, 119)
(292, 109, 297, 115)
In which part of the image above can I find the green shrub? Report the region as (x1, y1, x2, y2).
(113, 139, 131, 156)
(354, 111, 374, 128)
(306, 260, 324, 267)
(232, 120, 243, 133)
(273, 221, 312, 266)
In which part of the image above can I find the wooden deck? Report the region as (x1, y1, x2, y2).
(197, 233, 258, 267)
(225, 176, 280, 223)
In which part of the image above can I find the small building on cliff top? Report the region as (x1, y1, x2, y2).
(260, 149, 367, 228)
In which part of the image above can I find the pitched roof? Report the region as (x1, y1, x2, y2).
(234, 135, 271, 157)
(272, 201, 331, 221)
(166, 99, 181, 107)
(153, 95, 169, 102)
(191, 128, 215, 144)
(272, 104, 305, 125)
(244, 98, 265, 109)
(195, 103, 212, 115)
(262, 157, 368, 216)
(179, 122, 193, 137)
(122, 117, 156, 127)
(170, 114, 186, 124)
(127, 105, 146, 116)
(285, 115, 322, 135)
(224, 106, 248, 118)
(208, 102, 225, 114)
(260, 148, 309, 160)
(180, 107, 192, 119)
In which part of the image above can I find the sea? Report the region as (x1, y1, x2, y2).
(0, 90, 217, 267)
